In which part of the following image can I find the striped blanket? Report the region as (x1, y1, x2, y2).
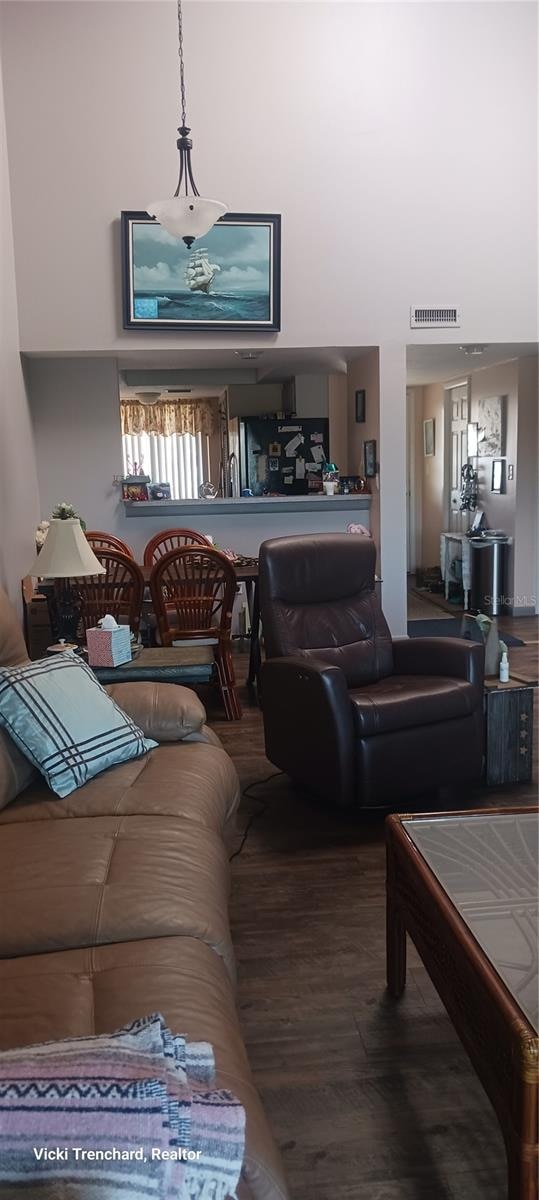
(0, 1013, 245, 1199)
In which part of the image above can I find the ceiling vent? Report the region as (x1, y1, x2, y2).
(410, 306, 461, 329)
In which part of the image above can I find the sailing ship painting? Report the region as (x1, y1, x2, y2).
(122, 212, 281, 331)
(185, 248, 220, 294)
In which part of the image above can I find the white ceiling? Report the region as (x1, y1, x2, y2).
(407, 343, 538, 386)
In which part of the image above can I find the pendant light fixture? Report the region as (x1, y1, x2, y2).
(148, 0, 227, 247)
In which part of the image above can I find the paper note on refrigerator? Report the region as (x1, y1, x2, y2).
(284, 433, 305, 457)
(310, 444, 326, 464)
(295, 457, 305, 479)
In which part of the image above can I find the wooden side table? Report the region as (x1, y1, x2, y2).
(484, 678, 534, 785)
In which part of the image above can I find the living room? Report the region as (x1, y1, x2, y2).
(0, 3, 537, 1199)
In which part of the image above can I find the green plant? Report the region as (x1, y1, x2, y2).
(51, 502, 87, 532)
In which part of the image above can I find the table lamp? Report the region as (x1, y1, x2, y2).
(27, 518, 105, 643)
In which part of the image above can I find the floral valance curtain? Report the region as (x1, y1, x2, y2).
(120, 398, 216, 438)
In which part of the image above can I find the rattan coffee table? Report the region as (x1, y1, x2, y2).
(386, 807, 538, 1200)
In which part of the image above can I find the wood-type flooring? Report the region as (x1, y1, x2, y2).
(208, 623, 538, 1200)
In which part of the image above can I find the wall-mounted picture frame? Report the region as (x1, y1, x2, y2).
(121, 480, 149, 502)
(423, 418, 435, 457)
(121, 211, 281, 332)
(467, 421, 479, 458)
(363, 439, 377, 477)
(476, 395, 506, 456)
(355, 389, 366, 423)
(491, 459, 506, 494)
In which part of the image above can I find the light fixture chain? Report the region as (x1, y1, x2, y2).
(177, 0, 187, 127)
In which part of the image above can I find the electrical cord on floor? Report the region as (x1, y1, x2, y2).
(228, 772, 283, 861)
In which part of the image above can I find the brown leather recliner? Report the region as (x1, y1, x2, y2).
(259, 534, 485, 809)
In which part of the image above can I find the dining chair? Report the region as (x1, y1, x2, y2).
(71, 550, 144, 636)
(86, 531, 134, 558)
(143, 528, 211, 567)
(149, 546, 241, 721)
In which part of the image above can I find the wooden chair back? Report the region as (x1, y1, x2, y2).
(72, 550, 144, 635)
(149, 547, 237, 645)
(143, 528, 211, 567)
(86, 531, 134, 558)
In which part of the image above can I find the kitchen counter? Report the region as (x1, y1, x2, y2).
(123, 494, 371, 517)
(121, 493, 372, 558)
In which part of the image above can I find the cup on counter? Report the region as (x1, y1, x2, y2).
(323, 481, 336, 496)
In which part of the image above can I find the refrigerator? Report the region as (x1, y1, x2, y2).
(239, 417, 330, 496)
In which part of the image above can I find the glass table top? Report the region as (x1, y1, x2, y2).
(402, 811, 538, 1032)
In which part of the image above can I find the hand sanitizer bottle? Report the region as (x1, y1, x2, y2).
(499, 650, 509, 683)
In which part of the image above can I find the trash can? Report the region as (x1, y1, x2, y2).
(470, 537, 507, 616)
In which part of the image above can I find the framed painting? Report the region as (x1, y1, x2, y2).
(476, 395, 506, 457)
(423, 417, 435, 456)
(363, 439, 377, 478)
(121, 211, 281, 332)
(355, 389, 366, 423)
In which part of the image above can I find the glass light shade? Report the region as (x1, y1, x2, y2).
(147, 196, 228, 241)
(134, 392, 162, 406)
(28, 519, 106, 578)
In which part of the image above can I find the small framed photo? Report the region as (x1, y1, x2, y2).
(423, 418, 435, 457)
(363, 439, 377, 478)
(355, 389, 366, 423)
(491, 459, 506, 494)
(122, 481, 149, 502)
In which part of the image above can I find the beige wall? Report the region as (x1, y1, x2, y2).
(347, 351, 380, 567)
(1, 1, 536, 353)
(328, 374, 348, 477)
(0, 49, 39, 608)
(419, 382, 446, 567)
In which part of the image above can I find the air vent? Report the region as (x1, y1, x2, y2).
(410, 306, 461, 329)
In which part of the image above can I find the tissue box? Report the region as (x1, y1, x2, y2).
(86, 625, 132, 668)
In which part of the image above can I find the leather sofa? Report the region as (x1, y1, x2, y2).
(0, 586, 289, 1200)
(259, 534, 485, 809)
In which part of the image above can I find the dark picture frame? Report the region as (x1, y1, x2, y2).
(121, 211, 281, 332)
(491, 459, 506, 494)
(364, 439, 377, 477)
(355, 389, 366, 423)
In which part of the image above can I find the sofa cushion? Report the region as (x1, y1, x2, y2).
(349, 674, 478, 738)
(0, 937, 289, 1200)
(105, 681, 207, 741)
(0, 815, 235, 976)
(0, 729, 37, 811)
(0, 741, 239, 839)
(0, 653, 157, 797)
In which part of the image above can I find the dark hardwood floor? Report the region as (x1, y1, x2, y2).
(208, 635, 538, 1200)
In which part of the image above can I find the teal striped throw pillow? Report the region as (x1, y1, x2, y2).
(0, 652, 158, 797)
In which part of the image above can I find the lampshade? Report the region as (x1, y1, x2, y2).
(147, 197, 227, 242)
(28, 519, 106, 578)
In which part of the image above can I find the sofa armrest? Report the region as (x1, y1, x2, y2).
(105, 681, 206, 742)
(261, 657, 355, 807)
(393, 637, 485, 699)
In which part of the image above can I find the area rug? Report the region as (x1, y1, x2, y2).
(408, 618, 524, 647)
